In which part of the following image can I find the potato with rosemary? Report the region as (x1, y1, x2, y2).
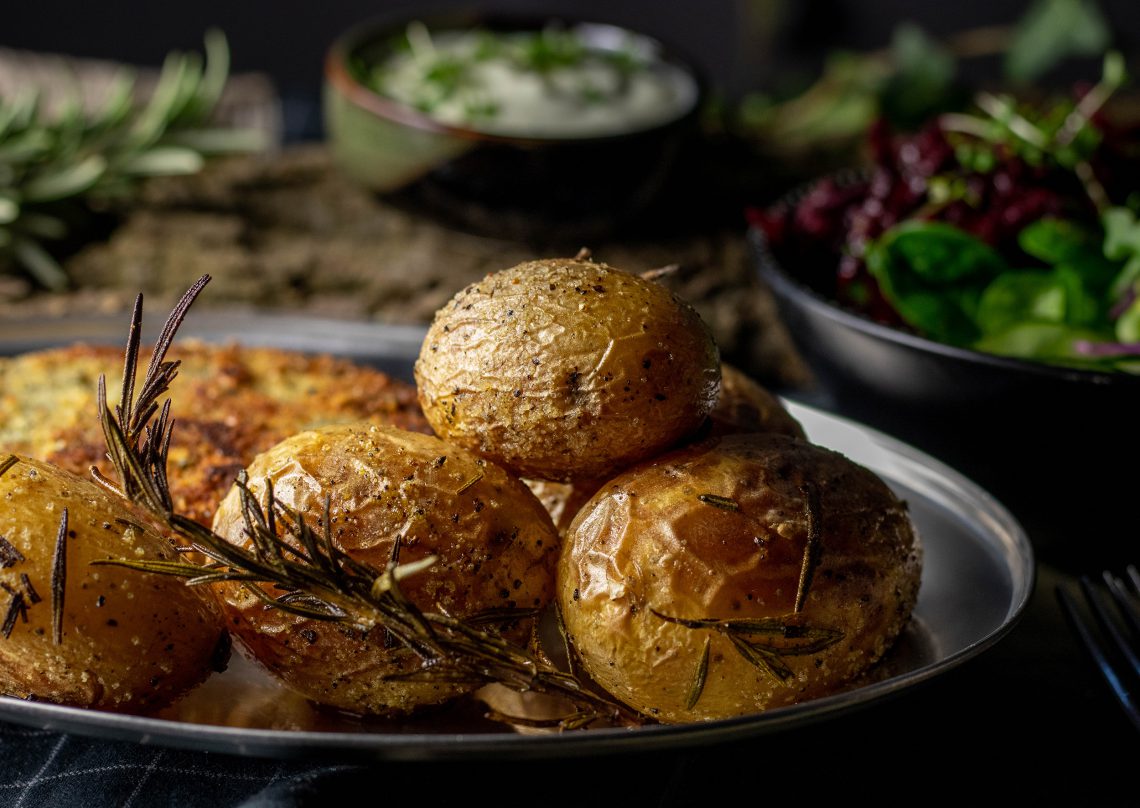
(414, 257, 721, 482)
(210, 423, 560, 716)
(0, 455, 230, 712)
(558, 433, 922, 723)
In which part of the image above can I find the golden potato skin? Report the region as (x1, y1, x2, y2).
(0, 456, 229, 712)
(211, 423, 560, 716)
(414, 258, 721, 482)
(709, 363, 806, 440)
(522, 477, 605, 536)
(558, 434, 922, 723)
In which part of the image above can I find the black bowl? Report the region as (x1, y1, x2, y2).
(324, 10, 706, 243)
(749, 223, 1140, 574)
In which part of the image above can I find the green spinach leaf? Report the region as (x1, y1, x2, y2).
(866, 222, 1007, 344)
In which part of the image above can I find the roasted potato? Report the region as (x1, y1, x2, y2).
(0, 455, 230, 712)
(523, 364, 802, 536)
(414, 257, 721, 482)
(709, 363, 805, 439)
(210, 423, 560, 716)
(522, 477, 605, 536)
(558, 433, 922, 723)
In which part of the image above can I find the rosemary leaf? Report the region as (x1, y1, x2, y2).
(11, 236, 68, 290)
(727, 633, 793, 682)
(686, 636, 711, 710)
(457, 472, 483, 494)
(118, 146, 204, 177)
(90, 558, 213, 578)
(0, 197, 18, 225)
(0, 455, 17, 479)
(697, 493, 740, 511)
(22, 155, 106, 202)
(1, 592, 25, 639)
(794, 481, 823, 613)
(50, 509, 68, 645)
(20, 574, 40, 604)
(0, 537, 23, 569)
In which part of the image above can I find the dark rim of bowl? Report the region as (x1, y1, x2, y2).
(324, 10, 706, 147)
(749, 171, 1140, 387)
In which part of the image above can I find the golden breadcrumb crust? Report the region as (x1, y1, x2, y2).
(0, 340, 429, 525)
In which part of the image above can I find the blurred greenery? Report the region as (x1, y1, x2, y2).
(0, 30, 266, 289)
(722, 0, 1121, 185)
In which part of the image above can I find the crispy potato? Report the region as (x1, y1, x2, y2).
(524, 364, 801, 536)
(414, 257, 721, 482)
(709, 363, 805, 439)
(0, 456, 229, 712)
(558, 433, 922, 723)
(522, 477, 605, 536)
(210, 423, 560, 716)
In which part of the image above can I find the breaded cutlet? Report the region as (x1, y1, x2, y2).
(0, 340, 430, 525)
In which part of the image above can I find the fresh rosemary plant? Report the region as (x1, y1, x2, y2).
(0, 30, 265, 290)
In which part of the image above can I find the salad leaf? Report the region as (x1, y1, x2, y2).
(1018, 218, 1121, 292)
(880, 24, 960, 130)
(866, 218, 1130, 368)
(880, 221, 1007, 282)
(1118, 299, 1140, 343)
(974, 322, 1109, 366)
(866, 222, 1006, 344)
(1004, 0, 1111, 84)
(976, 264, 1102, 345)
(1102, 206, 1140, 298)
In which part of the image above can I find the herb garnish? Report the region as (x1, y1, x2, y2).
(794, 482, 823, 613)
(655, 484, 839, 689)
(0, 536, 24, 569)
(685, 636, 711, 709)
(0, 31, 265, 289)
(697, 493, 740, 512)
(651, 611, 844, 684)
(50, 509, 68, 645)
(366, 21, 665, 134)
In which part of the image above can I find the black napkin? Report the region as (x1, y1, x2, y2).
(0, 724, 363, 807)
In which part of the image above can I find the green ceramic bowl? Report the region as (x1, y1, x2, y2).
(323, 11, 705, 239)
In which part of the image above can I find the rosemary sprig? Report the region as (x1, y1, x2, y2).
(652, 609, 844, 685)
(50, 508, 68, 645)
(0, 30, 266, 290)
(653, 486, 839, 689)
(91, 275, 643, 730)
(697, 493, 740, 512)
(686, 636, 711, 710)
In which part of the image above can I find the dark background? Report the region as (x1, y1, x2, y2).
(6, 0, 1140, 140)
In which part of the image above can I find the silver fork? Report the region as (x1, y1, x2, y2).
(1057, 565, 1140, 732)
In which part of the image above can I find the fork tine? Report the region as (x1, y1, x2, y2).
(1085, 575, 1140, 680)
(1056, 581, 1140, 733)
(1126, 564, 1140, 596)
(1102, 570, 1140, 653)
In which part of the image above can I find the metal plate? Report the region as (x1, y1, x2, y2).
(0, 313, 1035, 760)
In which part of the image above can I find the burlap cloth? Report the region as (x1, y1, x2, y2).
(0, 144, 812, 391)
